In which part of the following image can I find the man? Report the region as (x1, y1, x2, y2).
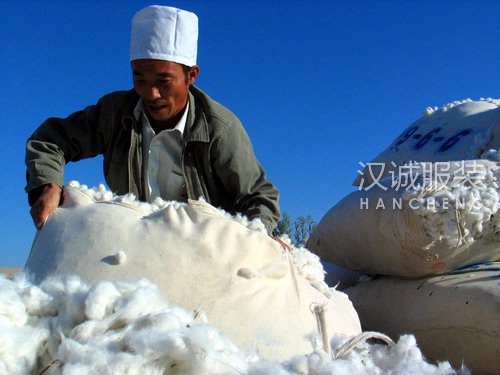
(26, 5, 280, 236)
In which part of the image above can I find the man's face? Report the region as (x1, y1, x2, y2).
(132, 59, 198, 126)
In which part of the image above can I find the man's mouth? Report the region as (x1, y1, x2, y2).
(148, 103, 168, 112)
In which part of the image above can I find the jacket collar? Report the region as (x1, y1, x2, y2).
(185, 86, 209, 143)
(122, 90, 141, 130)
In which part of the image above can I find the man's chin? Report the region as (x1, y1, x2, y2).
(148, 110, 171, 122)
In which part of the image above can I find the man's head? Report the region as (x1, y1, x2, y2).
(132, 59, 199, 128)
(130, 5, 199, 128)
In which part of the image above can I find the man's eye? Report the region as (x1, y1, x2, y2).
(134, 79, 146, 85)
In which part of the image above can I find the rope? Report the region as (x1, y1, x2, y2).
(310, 303, 330, 354)
(38, 359, 63, 375)
(334, 331, 395, 359)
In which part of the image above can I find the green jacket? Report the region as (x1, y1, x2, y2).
(26, 86, 280, 234)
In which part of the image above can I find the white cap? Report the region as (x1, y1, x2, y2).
(130, 5, 198, 66)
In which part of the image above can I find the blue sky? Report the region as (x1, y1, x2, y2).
(1, 0, 498, 267)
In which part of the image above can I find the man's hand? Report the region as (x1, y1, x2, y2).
(30, 183, 63, 229)
(272, 236, 292, 251)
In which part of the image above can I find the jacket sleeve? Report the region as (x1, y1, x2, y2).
(211, 118, 280, 235)
(25, 97, 110, 204)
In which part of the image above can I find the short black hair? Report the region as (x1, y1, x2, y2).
(180, 64, 191, 79)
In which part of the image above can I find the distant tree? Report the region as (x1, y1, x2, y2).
(293, 214, 317, 246)
(275, 212, 293, 237)
(275, 212, 317, 246)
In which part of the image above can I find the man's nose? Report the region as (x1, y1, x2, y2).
(146, 86, 161, 100)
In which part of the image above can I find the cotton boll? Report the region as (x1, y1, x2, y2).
(37, 276, 67, 302)
(248, 360, 290, 375)
(127, 331, 193, 372)
(131, 311, 183, 332)
(0, 322, 50, 375)
(20, 283, 58, 317)
(314, 357, 367, 374)
(308, 351, 334, 372)
(56, 337, 118, 374)
(69, 320, 103, 341)
(290, 246, 327, 284)
(67, 180, 80, 188)
(0, 283, 28, 327)
(57, 277, 90, 328)
(370, 335, 456, 375)
(220, 209, 267, 233)
(113, 277, 152, 295)
(113, 284, 170, 324)
(209, 349, 249, 375)
(246, 218, 268, 233)
(424, 107, 435, 116)
(168, 306, 196, 327)
(103, 356, 165, 375)
(126, 328, 187, 359)
(237, 267, 259, 279)
(180, 324, 249, 375)
(285, 352, 328, 374)
(84, 281, 122, 321)
(288, 246, 333, 297)
(285, 354, 309, 374)
(186, 324, 226, 353)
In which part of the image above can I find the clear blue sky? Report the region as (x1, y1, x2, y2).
(1, 0, 498, 267)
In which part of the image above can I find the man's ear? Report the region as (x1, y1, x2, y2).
(188, 65, 200, 85)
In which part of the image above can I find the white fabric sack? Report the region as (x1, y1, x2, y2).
(130, 5, 198, 66)
(346, 263, 500, 375)
(25, 186, 361, 360)
(354, 99, 500, 187)
(307, 160, 500, 277)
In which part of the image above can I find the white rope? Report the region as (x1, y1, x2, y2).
(334, 331, 395, 359)
(310, 303, 330, 354)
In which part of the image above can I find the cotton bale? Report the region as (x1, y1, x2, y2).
(354, 98, 499, 187)
(25, 186, 361, 360)
(345, 263, 500, 375)
(307, 160, 500, 277)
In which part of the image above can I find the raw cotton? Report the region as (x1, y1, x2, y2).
(423, 97, 500, 116)
(0, 274, 466, 375)
(400, 159, 499, 248)
(66, 181, 268, 234)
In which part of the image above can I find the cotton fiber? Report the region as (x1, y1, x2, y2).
(0, 274, 466, 375)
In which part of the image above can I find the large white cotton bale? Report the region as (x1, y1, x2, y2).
(345, 263, 500, 375)
(24, 186, 361, 360)
(307, 159, 500, 277)
(354, 99, 500, 187)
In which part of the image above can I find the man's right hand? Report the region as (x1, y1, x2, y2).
(30, 183, 63, 229)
